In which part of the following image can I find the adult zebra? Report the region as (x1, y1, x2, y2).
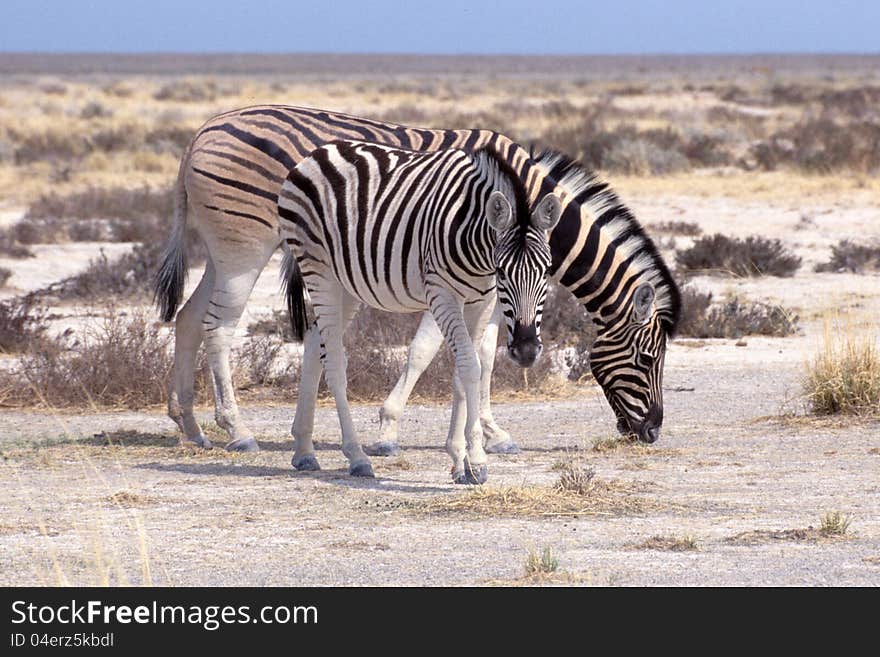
(154, 105, 680, 453)
(277, 140, 561, 482)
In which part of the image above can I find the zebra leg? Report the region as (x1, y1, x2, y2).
(479, 303, 519, 454)
(368, 312, 444, 457)
(203, 253, 273, 452)
(428, 288, 487, 485)
(443, 297, 494, 480)
(310, 284, 373, 477)
(290, 323, 323, 471)
(168, 258, 215, 449)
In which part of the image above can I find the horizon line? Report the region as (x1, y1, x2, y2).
(1, 50, 879, 58)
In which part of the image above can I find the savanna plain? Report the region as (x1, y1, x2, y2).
(0, 54, 878, 585)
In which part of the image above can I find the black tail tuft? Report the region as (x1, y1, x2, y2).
(280, 248, 309, 342)
(153, 238, 186, 322)
(154, 150, 190, 323)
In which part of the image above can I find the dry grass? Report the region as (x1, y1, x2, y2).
(804, 320, 880, 416)
(629, 535, 698, 551)
(726, 512, 852, 545)
(525, 546, 559, 576)
(591, 434, 642, 453)
(0, 308, 189, 409)
(819, 511, 851, 537)
(1, 63, 878, 207)
(105, 491, 153, 508)
(419, 478, 660, 519)
(554, 461, 596, 495)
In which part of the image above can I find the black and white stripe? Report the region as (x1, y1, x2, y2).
(154, 105, 679, 452)
(275, 139, 559, 481)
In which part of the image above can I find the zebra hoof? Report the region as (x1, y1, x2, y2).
(363, 441, 401, 457)
(349, 462, 375, 478)
(225, 437, 260, 452)
(184, 434, 213, 450)
(486, 440, 520, 455)
(453, 460, 488, 485)
(292, 454, 321, 471)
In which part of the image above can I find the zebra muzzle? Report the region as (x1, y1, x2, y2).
(508, 323, 542, 368)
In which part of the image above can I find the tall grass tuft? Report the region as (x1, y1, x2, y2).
(804, 320, 880, 416)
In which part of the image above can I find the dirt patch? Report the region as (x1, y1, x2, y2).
(105, 491, 154, 508)
(324, 540, 391, 552)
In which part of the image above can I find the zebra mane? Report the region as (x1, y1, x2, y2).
(530, 147, 682, 335)
(471, 145, 533, 234)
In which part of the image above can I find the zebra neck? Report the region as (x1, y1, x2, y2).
(551, 202, 668, 327)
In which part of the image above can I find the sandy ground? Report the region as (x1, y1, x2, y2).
(1, 191, 879, 587)
(1, 344, 878, 586)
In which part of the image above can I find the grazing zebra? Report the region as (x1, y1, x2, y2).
(376, 149, 677, 454)
(154, 105, 680, 455)
(276, 140, 561, 482)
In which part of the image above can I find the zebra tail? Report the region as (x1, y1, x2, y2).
(280, 247, 309, 343)
(153, 153, 190, 322)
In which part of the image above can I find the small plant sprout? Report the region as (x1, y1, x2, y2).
(819, 512, 851, 537)
(525, 546, 559, 576)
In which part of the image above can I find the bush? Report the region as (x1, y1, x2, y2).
(675, 286, 713, 337)
(49, 243, 161, 301)
(819, 86, 880, 119)
(13, 130, 90, 164)
(80, 101, 113, 119)
(26, 186, 172, 225)
(0, 296, 48, 353)
(145, 125, 194, 156)
(3, 310, 173, 409)
(676, 234, 801, 277)
(21, 187, 209, 255)
(0, 229, 34, 257)
(91, 125, 142, 152)
(540, 108, 731, 175)
(234, 335, 291, 387)
(649, 220, 702, 237)
(815, 240, 880, 273)
(676, 287, 798, 339)
(539, 282, 594, 347)
(603, 137, 691, 175)
(252, 300, 569, 401)
(804, 323, 880, 416)
(752, 119, 880, 173)
(153, 79, 223, 102)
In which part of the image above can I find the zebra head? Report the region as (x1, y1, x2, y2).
(589, 282, 673, 443)
(487, 191, 563, 368)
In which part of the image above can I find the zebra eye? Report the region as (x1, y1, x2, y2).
(637, 351, 655, 367)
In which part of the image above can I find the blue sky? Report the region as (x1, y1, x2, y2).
(1, 0, 878, 54)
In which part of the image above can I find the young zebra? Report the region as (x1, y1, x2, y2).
(276, 140, 561, 483)
(154, 105, 679, 454)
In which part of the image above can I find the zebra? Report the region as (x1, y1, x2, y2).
(276, 139, 561, 483)
(154, 105, 680, 456)
(375, 149, 677, 454)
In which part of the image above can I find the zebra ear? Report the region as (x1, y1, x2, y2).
(531, 193, 562, 232)
(632, 283, 655, 324)
(486, 191, 514, 232)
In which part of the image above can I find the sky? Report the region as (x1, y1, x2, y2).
(1, 0, 878, 55)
